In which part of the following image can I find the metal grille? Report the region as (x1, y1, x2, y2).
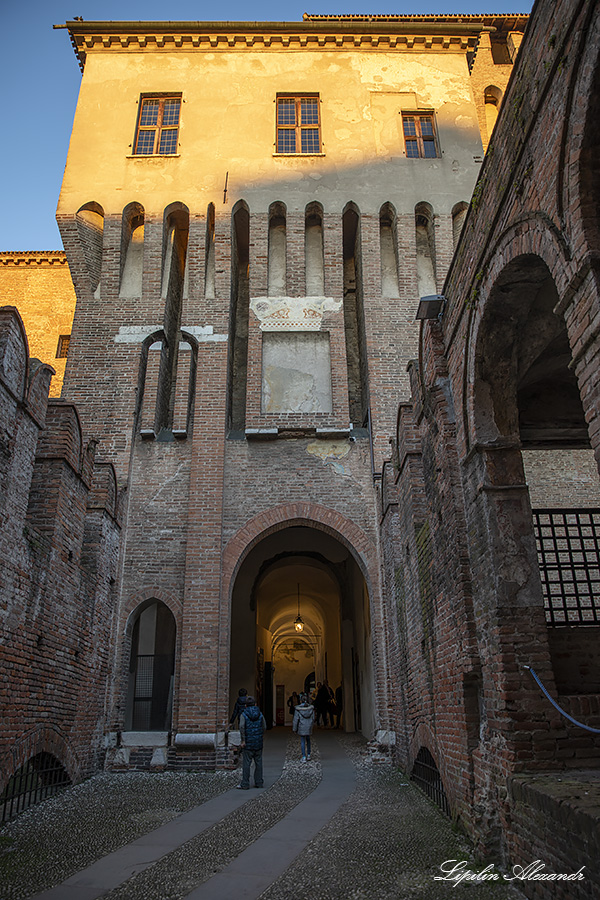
(411, 747, 451, 817)
(1, 753, 70, 824)
(132, 654, 154, 730)
(532, 508, 600, 625)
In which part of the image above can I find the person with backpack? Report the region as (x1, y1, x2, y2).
(238, 696, 267, 789)
(292, 692, 315, 762)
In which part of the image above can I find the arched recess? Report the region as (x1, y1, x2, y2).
(173, 332, 198, 436)
(472, 254, 586, 450)
(205, 202, 216, 299)
(119, 202, 144, 298)
(125, 599, 176, 731)
(76, 201, 104, 296)
(136, 330, 166, 435)
(153, 204, 190, 434)
(451, 201, 469, 250)
(225, 505, 381, 738)
(305, 201, 324, 296)
(162, 202, 189, 303)
(342, 202, 369, 427)
(228, 200, 250, 431)
(1, 752, 71, 823)
(268, 201, 287, 296)
(484, 85, 503, 141)
(415, 202, 437, 298)
(379, 202, 400, 297)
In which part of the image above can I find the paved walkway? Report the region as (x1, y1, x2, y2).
(1, 730, 524, 900)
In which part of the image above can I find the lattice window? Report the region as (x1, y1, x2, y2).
(134, 96, 181, 156)
(276, 95, 321, 155)
(56, 334, 70, 358)
(402, 112, 439, 158)
(532, 508, 600, 625)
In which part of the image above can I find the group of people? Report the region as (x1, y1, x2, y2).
(229, 681, 344, 786)
(288, 681, 342, 728)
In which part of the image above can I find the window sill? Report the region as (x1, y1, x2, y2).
(126, 154, 181, 159)
(273, 153, 326, 158)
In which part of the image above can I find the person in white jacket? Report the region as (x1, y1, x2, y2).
(292, 693, 315, 762)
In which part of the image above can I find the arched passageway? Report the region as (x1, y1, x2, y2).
(229, 524, 374, 735)
(125, 600, 176, 731)
(471, 252, 600, 697)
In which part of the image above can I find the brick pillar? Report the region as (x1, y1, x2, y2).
(323, 211, 343, 303)
(433, 213, 455, 289)
(172, 344, 192, 435)
(214, 212, 232, 316)
(246, 211, 268, 428)
(286, 211, 304, 298)
(177, 349, 229, 732)
(99, 214, 121, 301)
(184, 212, 206, 322)
(141, 217, 164, 310)
(249, 211, 269, 300)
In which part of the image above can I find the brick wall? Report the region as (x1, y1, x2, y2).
(381, 0, 600, 881)
(0, 307, 122, 791)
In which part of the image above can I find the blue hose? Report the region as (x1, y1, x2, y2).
(524, 665, 600, 734)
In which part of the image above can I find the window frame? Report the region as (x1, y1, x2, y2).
(275, 94, 323, 156)
(56, 335, 70, 359)
(133, 94, 182, 157)
(401, 111, 440, 159)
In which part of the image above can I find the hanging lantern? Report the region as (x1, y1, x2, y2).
(294, 583, 304, 633)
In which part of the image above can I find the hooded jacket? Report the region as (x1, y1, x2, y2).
(240, 705, 267, 749)
(292, 702, 315, 736)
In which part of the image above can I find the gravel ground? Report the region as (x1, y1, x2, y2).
(0, 768, 238, 900)
(0, 733, 525, 900)
(262, 735, 524, 900)
(104, 737, 320, 900)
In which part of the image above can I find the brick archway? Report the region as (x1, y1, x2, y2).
(463, 223, 572, 451)
(222, 501, 379, 603)
(222, 502, 388, 735)
(0, 723, 81, 793)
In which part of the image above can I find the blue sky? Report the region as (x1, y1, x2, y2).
(1, 0, 532, 251)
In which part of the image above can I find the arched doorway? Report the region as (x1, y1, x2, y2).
(228, 524, 374, 735)
(125, 600, 176, 731)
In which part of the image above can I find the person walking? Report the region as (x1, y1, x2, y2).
(292, 692, 315, 762)
(315, 681, 331, 727)
(229, 687, 248, 728)
(238, 696, 267, 789)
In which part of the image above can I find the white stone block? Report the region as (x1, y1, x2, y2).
(375, 730, 396, 746)
(151, 747, 168, 766)
(120, 731, 169, 747)
(174, 732, 216, 748)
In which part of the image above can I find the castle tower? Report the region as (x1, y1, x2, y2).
(56, 15, 523, 765)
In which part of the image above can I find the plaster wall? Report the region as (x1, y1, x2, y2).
(0, 254, 76, 397)
(58, 47, 483, 218)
